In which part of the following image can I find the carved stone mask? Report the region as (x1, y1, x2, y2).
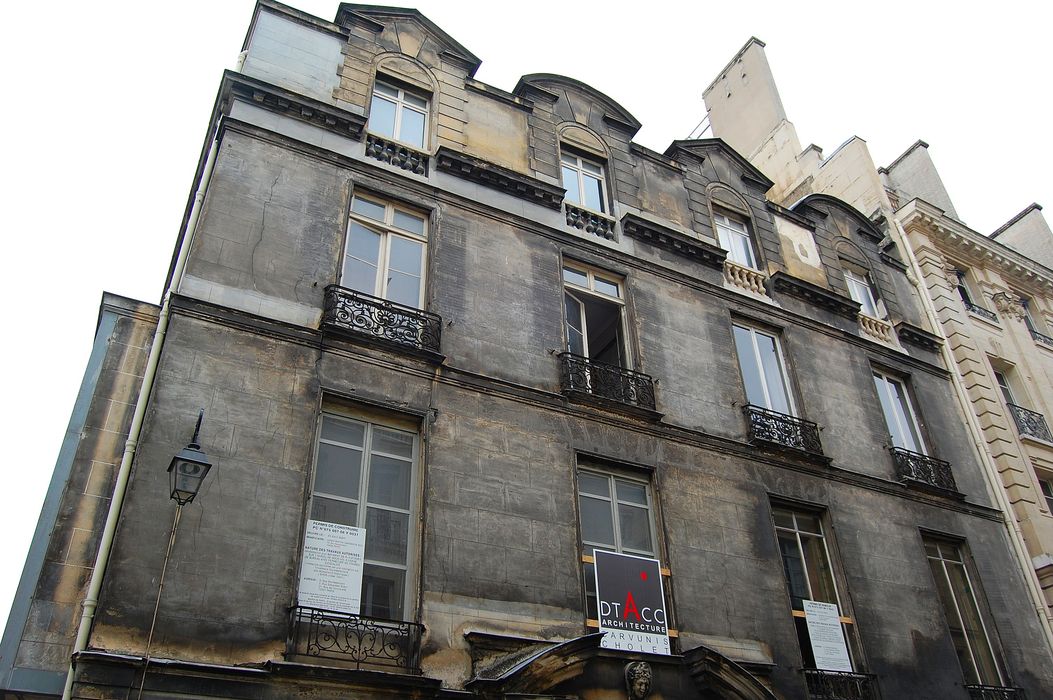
(625, 661, 652, 699)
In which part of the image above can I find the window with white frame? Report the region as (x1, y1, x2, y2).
(1039, 476, 1053, 513)
(343, 194, 427, 309)
(577, 466, 657, 620)
(954, 269, 976, 307)
(844, 269, 881, 318)
(993, 370, 1016, 406)
(771, 504, 861, 670)
(873, 371, 927, 454)
(307, 413, 419, 620)
(368, 80, 428, 149)
(561, 152, 607, 214)
(714, 212, 758, 270)
(732, 324, 795, 415)
(923, 536, 1006, 687)
(563, 262, 628, 368)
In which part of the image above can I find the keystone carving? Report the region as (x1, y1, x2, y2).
(625, 661, 652, 699)
(991, 291, 1026, 320)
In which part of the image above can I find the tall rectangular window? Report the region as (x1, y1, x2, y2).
(561, 152, 607, 213)
(771, 505, 859, 670)
(368, 80, 428, 149)
(563, 262, 627, 367)
(733, 324, 794, 415)
(1039, 477, 1053, 513)
(715, 213, 757, 269)
(343, 194, 427, 309)
(844, 269, 880, 318)
(308, 413, 418, 620)
(873, 371, 926, 454)
(577, 466, 656, 620)
(954, 269, 975, 307)
(993, 370, 1016, 406)
(923, 537, 1005, 687)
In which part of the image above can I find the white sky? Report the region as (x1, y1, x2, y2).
(0, 0, 1050, 640)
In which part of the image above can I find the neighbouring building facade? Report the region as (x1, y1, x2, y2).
(703, 33, 1053, 688)
(4, 4, 1053, 700)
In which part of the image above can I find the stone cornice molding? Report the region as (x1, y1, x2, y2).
(220, 70, 367, 141)
(434, 147, 565, 210)
(898, 199, 1053, 294)
(894, 321, 943, 353)
(770, 271, 861, 320)
(621, 213, 727, 270)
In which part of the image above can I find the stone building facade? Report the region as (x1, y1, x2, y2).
(3, 3, 1053, 699)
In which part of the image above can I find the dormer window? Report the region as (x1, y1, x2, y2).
(844, 269, 881, 318)
(369, 80, 428, 149)
(561, 152, 607, 214)
(714, 212, 758, 270)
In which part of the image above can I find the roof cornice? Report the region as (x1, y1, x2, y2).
(897, 198, 1053, 293)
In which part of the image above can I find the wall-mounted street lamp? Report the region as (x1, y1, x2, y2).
(138, 408, 213, 700)
(167, 409, 212, 505)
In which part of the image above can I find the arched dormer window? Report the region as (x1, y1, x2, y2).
(366, 55, 437, 173)
(558, 124, 616, 239)
(835, 240, 885, 319)
(707, 185, 761, 271)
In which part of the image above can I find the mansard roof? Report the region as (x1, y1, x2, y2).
(335, 3, 482, 76)
(664, 138, 774, 190)
(514, 74, 643, 135)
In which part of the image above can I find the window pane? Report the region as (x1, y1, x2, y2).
(386, 271, 421, 308)
(374, 82, 398, 97)
(756, 332, 792, 414)
(352, 197, 387, 222)
(310, 496, 357, 527)
(578, 472, 610, 497)
(368, 95, 397, 138)
(564, 293, 585, 356)
(579, 495, 615, 547)
(321, 416, 364, 447)
(563, 266, 589, 287)
(801, 534, 838, 605)
(618, 503, 654, 554)
(616, 479, 647, 505)
(362, 564, 404, 619)
(393, 210, 425, 236)
(562, 165, 581, 206)
(772, 508, 795, 530)
(733, 325, 766, 407)
(731, 233, 755, 269)
(946, 561, 1001, 684)
(888, 379, 922, 451)
(314, 442, 361, 500)
(344, 257, 380, 296)
(364, 507, 409, 564)
(372, 428, 414, 459)
(367, 454, 412, 509)
(398, 107, 426, 148)
(593, 277, 620, 298)
(344, 223, 381, 293)
(796, 512, 822, 535)
(388, 237, 423, 277)
(582, 160, 602, 176)
(583, 173, 604, 212)
(403, 92, 427, 109)
(778, 532, 809, 610)
(929, 558, 978, 684)
(561, 153, 577, 165)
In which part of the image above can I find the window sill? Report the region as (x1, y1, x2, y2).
(365, 133, 429, 175)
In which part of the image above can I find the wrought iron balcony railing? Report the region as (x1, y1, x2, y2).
(802, 669, 878, 700)
(965, 301, 998, 323)
(558, 353, 656, 411)
(966, 684, 1026, 700)
(289, 606, 423, 673)
(890, 446, 957, 492)
(1007, 403, 1053, 442)
(743, 405, 823, 455)
(323, 285, 441, 356)
(1030, 328, 1053, 347)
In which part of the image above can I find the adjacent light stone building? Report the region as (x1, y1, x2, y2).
(4, 4, 1053, 700)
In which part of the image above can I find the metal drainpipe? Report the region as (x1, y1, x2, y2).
(894, 212, 1053, 656)
(60, 135, 221, 700)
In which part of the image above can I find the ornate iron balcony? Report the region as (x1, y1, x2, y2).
(1030, 328, 1053, 347)
(323, 285, 441, 356)
(289, 606, 423, 673)
(965, 301, 998, 322)
(1007, 403, 1053, 442)
(558, 353, 656, 411)
(802, 669, 878, 700)
(890, 446, 957, 492)
(743, 405, 823, 455)
(966, 684, 1026, 700)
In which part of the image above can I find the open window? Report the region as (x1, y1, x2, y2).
(562, 261, 628, 368)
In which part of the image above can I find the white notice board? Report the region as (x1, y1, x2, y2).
(297, 519, 365, 614)
(803, 600, 853, 672)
